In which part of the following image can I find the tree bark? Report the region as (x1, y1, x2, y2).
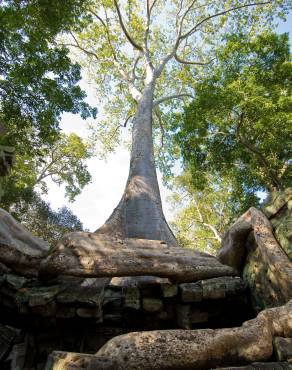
(45, 299, 292, 370)
(39, 232, 236, 282)
(94, 299, 292, 370)
(0, 208, 49, 276)
(95, 79, 177, 247)
(217, 207, 292, 302)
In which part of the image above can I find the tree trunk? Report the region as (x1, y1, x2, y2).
(95, 79, 177, 247)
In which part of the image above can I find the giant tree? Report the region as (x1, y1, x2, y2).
(66, 0, 288, 246)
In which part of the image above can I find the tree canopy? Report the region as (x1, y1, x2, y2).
(0, 0, 96, 234)
(0, 0, 96, 152)
(66, 0, 289, 155)
(172, 31, 292, 211)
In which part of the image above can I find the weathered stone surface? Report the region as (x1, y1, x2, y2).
(190, 309, 209, 324)
(124, 287, 140, 310)
(31, 300, 57, 317)
(0, 324, 18, 360)
(56, 307, 76, 319)
(161, 283, 178, 298)
(0, 208, 49, 276)
(273, 337, 292, 361)
(218, 207, 292, 308)
(143, 298, 163, 313)
(103, 288, 123, 307)
(180, 282, 202, 302)
(176, 304, 191, 329)
(56, 278, 105, 307)
(202, 277, 226, 300)
(28, 285, 64, 307)
(109, 276, 170, 287)
(5, 274, 27, 290)
(93, 300, 292, 370)
(76, 307, 103, 320)
(40, 232, 237, 282)
(7, 340, 27, 370)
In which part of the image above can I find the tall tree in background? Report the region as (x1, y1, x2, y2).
(173, 31, 291, 212)
(2, 133, 93, 214)
(66, 0, 288, 246)
(0, 0, 96, 151)
(0, 1, 97, 225)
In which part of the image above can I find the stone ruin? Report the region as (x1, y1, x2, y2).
(0, 185, 291, 369)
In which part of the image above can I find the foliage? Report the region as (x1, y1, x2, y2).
(0, 0, 96, 154)
(66, 0, 289, 157)
(169, 171, 240, 253)
(0, 0, 97, 222)
(17, 193, 85, 245)
(1, 133, 93, 210)
(172, 31, 292, 210)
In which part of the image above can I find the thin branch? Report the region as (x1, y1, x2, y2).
(88, 8, 119, 64)
(144, 0, 158, 50)
(180, 1, 271, 40)
(67, 32, 99, 61)
(108, 114, 134, 143)
(131, 53, 143, 82)
(174, 53, 215, 65)
(153, 93, 193, 107)
(113, 0, 143, 51)
(123, 114, 134, 128)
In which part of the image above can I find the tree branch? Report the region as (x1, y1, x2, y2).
(144, 0, 158, 50)
(113, 0, 143, 51)
(192, 197, 222, 242)
(88, 8, 119, 64)
(174, 53, 215, 65)
(153, 93, 193, 107)
(180, 1, 271, 40)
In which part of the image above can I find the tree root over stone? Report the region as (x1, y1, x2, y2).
(45, 299, 292, 370)
(39, 232, 236, 282)
(0, 208, 49, 277)
(217, 207, 292, 302)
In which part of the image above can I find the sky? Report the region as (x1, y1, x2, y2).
(44, 13, 292, 232)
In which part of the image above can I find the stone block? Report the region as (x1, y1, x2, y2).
(5, 274, 27, 290)
(190, 309, 208, 324)
(103, 288, 123, 306)
(104, 313, 123, 323)
(143, 298, 163, 313)
(201, 277, 226, 300)
(273, 337, 292, 361)
(224, 277, 247, 296)
(161, 283, 178, 298)
(124, 287, 140, 310)
(56, 307, 76, 319)
(180, 283, 202, 302)
(176, 304, 191, 329)
(28, 285, 64, 307)
(31, 301, 57, 317)
(76, 307, 103, 321)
